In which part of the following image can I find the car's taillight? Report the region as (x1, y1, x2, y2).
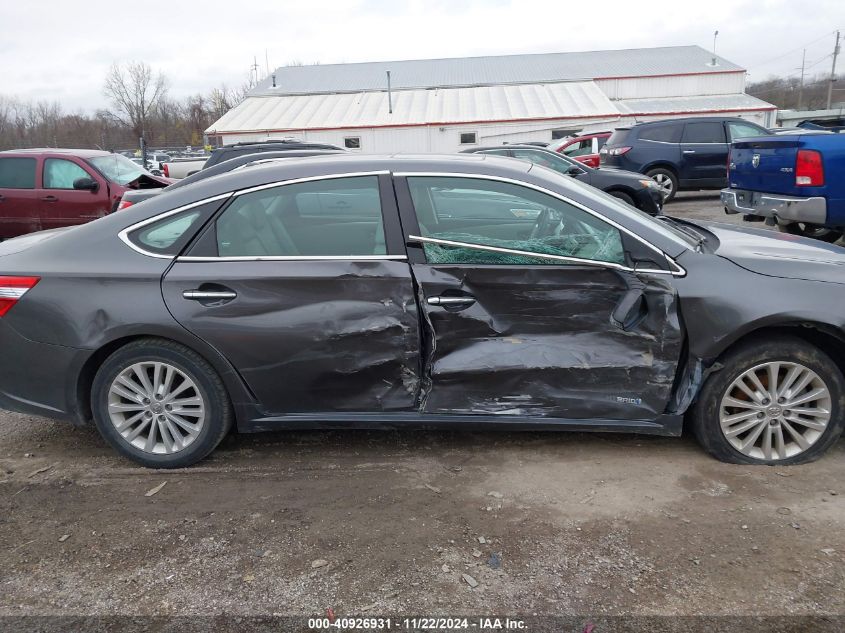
(795, 149, 824, 186)
(0, 276, 40, 317)
(117, 199, 134, 210)
(606, 146, 631, 156)
(163, 164, 169, 178)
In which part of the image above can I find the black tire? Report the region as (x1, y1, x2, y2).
(91, 338, 233, 468)
(691, 337, 845, 465)
(607, 190, 635, 206)
(778, 222, 843, 243)
(645, 167, 678, 202)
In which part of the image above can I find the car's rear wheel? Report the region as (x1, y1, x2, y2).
(778, 222, 843, 243)
(691, 337, 845, 464)
(91, 339, 233, 469)
(645, 167, 678, 202)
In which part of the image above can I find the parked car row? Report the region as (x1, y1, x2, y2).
(461, 144, 664, 215)
(600, 117, 770, 201)
(0, 149, 170, 239)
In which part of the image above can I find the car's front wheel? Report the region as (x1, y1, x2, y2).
(645, 167, 678, 202)
(607, 190, 635, 206)
(91, 338, 233, 468)
(778, 222, 843, 243)
(691, 337, 845, 464)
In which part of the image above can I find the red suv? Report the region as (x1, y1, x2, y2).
(548, 131, 612, 168)
(0, 149, 170, 240)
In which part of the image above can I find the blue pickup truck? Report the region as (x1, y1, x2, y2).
(721, 132, 845, 242)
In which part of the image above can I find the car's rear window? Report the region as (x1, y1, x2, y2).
(125, 199, 223, 256)
(605, 129, 631, 146)
(0, 157, 36, 189)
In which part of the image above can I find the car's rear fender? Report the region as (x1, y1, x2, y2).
(69, 327, 260, 427)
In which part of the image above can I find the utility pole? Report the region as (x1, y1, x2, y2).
(250, 56, 260, 87)
(798, 49, 806, 110)
(827, 30, 841, 110)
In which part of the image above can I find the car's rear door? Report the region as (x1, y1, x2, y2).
(0, 156, 41, 238)
(40, 157, 109, 229)
(680, 121, 729, 185)
(161, 173, 421, 416)
(395, 173, 683, 423)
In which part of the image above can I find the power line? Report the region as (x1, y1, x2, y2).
(745, 30, 839, 71)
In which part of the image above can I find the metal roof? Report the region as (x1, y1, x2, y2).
(616, 93, 776, 116)
(208, 81, 620, 134)
(252, 46, 743, 96)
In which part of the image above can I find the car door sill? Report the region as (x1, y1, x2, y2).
(242, 412, 683, 436)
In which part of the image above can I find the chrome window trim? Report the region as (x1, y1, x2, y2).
(118, 171, 390, 260)
(408, 235, 682, 276)
(232, 171, 390, 196)
(118, 193, 233, 260)
(178, 255, 408, 262)
(394, 171, 688, 276)
(636, 139, 679, 145)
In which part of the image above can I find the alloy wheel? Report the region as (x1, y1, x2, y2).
(651, 173, 674, 199)
(107, 361, 206, 455)
(719, 361, 831, 461)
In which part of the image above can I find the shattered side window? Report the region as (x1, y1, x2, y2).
(406, 176, 625, 266)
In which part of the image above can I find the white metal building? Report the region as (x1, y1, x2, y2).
(206, 45, 776, 152)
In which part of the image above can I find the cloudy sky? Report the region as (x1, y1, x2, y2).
(1, 0, 843, 112)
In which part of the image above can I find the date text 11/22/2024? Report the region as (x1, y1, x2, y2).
(308, 617, 528, 630)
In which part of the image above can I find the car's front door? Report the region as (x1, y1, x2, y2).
(40, 157, 109, 229)
(396, 174, 683, 422)
(679, 121, 729, 185)
(161, 173, 421, 415)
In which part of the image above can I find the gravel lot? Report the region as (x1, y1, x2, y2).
(2, 193, 844, 629)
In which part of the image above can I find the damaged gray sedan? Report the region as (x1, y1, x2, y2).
(1, 154, 843, 468)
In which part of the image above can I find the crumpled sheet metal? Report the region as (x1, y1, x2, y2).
(414, 265, 683, 421)
(163, 260, 422, 415)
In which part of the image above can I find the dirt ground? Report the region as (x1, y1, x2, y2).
(2, 194, 844, 628)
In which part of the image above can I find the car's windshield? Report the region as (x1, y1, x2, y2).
(87, 154, 151, 185)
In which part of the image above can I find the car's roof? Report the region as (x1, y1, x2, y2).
(630, 116, 751, 128)
(0, 148, 113, 158)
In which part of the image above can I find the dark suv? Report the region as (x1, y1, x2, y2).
(203, 140, 344, 170)
(600, 117, 768, 201)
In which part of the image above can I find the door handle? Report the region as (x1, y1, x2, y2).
(682, 150, 696, 154)
(611, 286, 647, 331)
(41, 195, 58, 202)
(183, 289, 237, 301)
(427, 295, 476, 307)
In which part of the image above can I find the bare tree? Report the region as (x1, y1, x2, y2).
(103, 62, 169, 140)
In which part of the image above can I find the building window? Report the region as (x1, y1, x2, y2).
(459, 132, 477, 145)
(344, 137, 361, 150)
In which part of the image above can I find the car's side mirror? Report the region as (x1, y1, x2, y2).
(73, 177, 99, 192)
(566, 166, 585, 176)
